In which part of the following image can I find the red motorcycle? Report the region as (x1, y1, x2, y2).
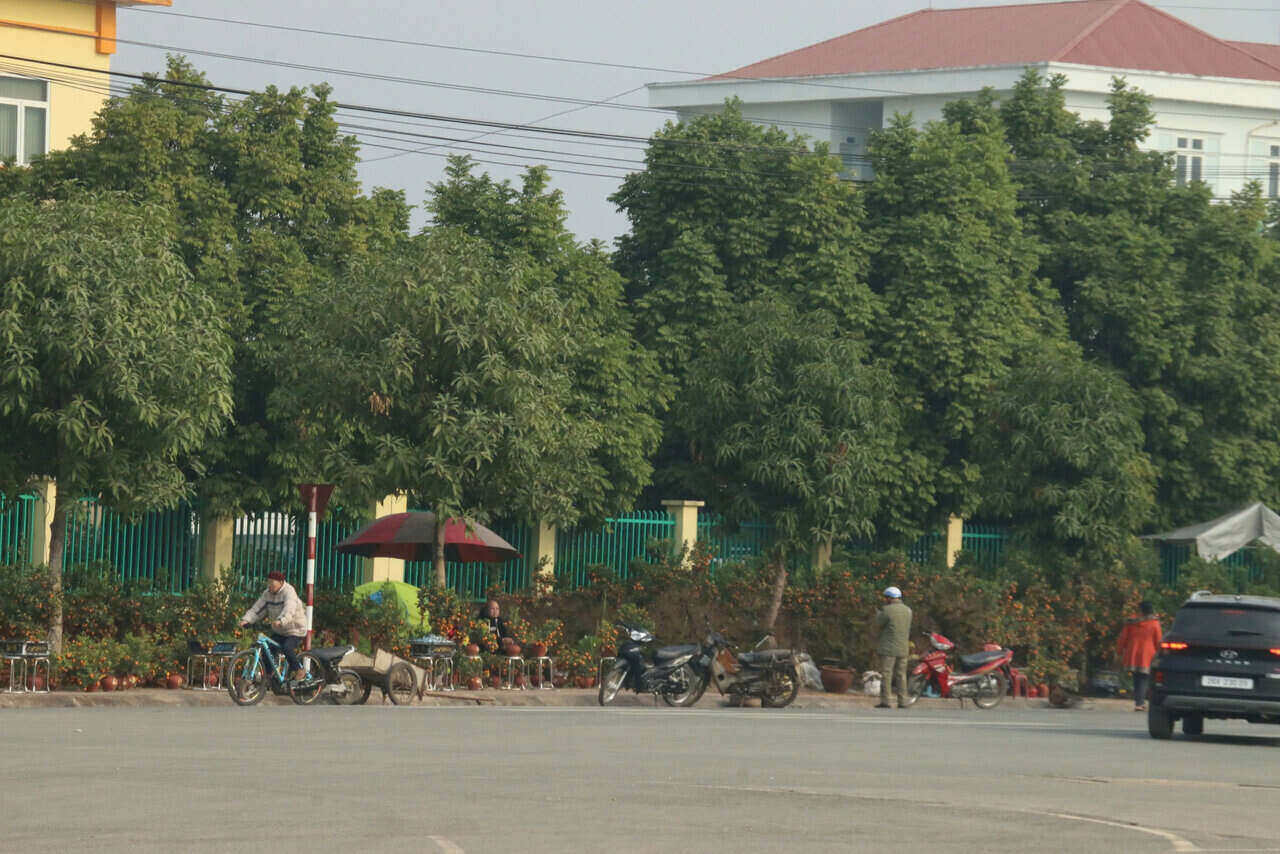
(901, 631, 1012, 709)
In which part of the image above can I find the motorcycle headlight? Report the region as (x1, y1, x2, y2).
(629, 628, 652, 642)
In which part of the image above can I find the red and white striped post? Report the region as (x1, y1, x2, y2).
(297, 484, 334, 652)
(304, 486, 317, 651)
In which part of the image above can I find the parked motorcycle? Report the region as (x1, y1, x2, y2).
(598, 622, 706, 707)
(902, 631, 1011, 708)
(699, 628, 800, 708)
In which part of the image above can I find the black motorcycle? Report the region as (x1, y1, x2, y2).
(597, 621, 707, 707)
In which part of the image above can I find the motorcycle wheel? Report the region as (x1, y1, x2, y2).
(973, 672, 1008, 709)
(289, 653, 327, 706)
(598, 661, 627, 706)
(901, 673, 927, 708)
(661, 664, 708, 707)
(761, 665, 800, 708)
(330, 669, 364, 706)
(226, 650, 267, 707)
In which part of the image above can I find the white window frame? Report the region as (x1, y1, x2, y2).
(0, 74, 50, 166)
(1174, 135, 1204, 187)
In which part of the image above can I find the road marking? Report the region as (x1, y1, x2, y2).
(429, 836, 465, 853)
(480, 706, 1063, 727)
(1044, 812, 1199, 852)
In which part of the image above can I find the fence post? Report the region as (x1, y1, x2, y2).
(361, 493, 406, 585)
(30, 478, 56, 567)
(946, 515, 963, 568)
(532, 519, 556, 595)
(199, 513, 235, 582)
(661, 500, 704, 567)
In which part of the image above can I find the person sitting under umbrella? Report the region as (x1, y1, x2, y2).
(478, 599, 515, 653)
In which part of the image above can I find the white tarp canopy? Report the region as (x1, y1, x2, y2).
(1142, 502, 1280, 561)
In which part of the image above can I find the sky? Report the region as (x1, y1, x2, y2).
(106, 0, 1280, 244)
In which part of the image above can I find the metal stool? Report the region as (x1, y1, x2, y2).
(2, 641, 26, 693)
(500, 656, 527, 690)
(528, 656, 555, 689)
(428, 652, 454, 691)
(185, 641, 236, 691)
(21, 641, 49, 693)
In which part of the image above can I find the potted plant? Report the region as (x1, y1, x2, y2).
(523, 618, 563, 660)
(455, 653, 483, 691)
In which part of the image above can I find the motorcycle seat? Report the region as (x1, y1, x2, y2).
(737, 649, 794, 666)
(308, 646, 354, 665)
(958, 649, 1006, 671)
(654, 644, 699, 661)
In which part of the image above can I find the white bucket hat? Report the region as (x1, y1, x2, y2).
(883, 586, 902, 599)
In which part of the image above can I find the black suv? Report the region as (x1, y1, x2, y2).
(1149, 592, 1280, 739)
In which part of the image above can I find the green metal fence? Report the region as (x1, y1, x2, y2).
(230, 509, 366, 592)
(960, 522, 1008, 570)
(1159, 542, 1267, 587)
(0, 493, 35, 566)
(697, 515, 772, 564)
(555, 511, 674, 589)
(61, 498, 203, 591)
(404, 519, 532, 601)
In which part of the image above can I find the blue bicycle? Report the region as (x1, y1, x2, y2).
(226, 631, 325, 706)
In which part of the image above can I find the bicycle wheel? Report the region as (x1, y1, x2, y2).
(226, 650, 267, 707)
(385, 662, 417, 705)
(289, 653, 327, 706)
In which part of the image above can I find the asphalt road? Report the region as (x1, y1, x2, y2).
(4, 700, 1280, 853)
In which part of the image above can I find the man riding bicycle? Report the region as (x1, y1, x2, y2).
(239, 571, 309, 683)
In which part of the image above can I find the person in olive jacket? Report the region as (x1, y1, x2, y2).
(875, 586, 913, 709)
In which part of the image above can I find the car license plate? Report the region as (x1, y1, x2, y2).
(1201, 675, 1253, 690)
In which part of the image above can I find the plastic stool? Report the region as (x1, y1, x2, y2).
(500, 656, 527, 690)
(528, 656, 555, 689)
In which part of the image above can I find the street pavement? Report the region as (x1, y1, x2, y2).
(3, 695, 1279, 853)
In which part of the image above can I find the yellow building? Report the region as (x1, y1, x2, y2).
(0, 0, 169, 164)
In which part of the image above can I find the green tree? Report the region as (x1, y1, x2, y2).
(0, 191, 232, 651)
(679, 300, 904, 628)
(997, 71, 1280, 528)
(611, 101, 878, 499)
(864, 107, 1054, 531)
(426, 158, 668, 519)
(4, 57, 409, 515)
(269, 225, 650, 586)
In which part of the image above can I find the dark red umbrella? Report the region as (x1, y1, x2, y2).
(335, 512, 521, 563)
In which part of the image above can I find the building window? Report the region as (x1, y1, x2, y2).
(1270, 145, 1280, 198)
(0, 76, 49, 165)
(1175, 136, 1203, 187)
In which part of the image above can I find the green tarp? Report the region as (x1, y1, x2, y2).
(352, 580, 429, 631)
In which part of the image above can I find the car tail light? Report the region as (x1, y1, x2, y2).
(1270, 648, 1280, 657)
(1160, 641, 1188, 651)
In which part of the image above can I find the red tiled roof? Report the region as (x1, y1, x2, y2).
(714, 0, 1280, 83)
(1231, 40, 1280, 70)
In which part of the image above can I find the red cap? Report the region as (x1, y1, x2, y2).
(266, 571, 286, 582)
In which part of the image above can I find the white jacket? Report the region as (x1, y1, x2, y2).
(240, 581, 308, 638)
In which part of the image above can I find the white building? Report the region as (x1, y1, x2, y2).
(648, 0, 1280, 198)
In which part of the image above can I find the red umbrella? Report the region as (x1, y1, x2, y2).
(335, 512, 521, 563)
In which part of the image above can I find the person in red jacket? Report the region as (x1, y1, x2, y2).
(1117, 601, 1163, 711)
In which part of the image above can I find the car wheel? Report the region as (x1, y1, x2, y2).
(1182, 713, 1204, 736)
(1148, 704, 1174, 739)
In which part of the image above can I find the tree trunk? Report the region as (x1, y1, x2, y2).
(433, 520, 447, 588)
(762, 549, 788, 632)
(46, 493, 70, 654)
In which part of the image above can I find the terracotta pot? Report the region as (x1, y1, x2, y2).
(27, 674, 46, 691)
(489, 674, 502, 688)
(166, 674, 185, 690)
(100, 675, 119, 692)
(465, 644, 480, 657)
(505, 644, 522, 658)
(205, 671, 220, 688)
(819, 666, 854, 694)
(527, 643, 547, 659)
(467, 676, 484, 691)
(83, 681, 98, 692)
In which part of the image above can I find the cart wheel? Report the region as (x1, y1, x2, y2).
(385, 662, 416, 705)
(354, 681, 372, 705)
